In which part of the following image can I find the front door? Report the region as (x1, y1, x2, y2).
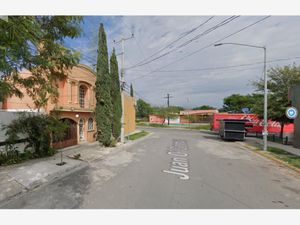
(79, 119, 84, 141)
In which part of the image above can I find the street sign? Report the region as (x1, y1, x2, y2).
(286, 107, 298, 119)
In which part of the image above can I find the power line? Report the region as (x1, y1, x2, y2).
(128, 16, 271, 82)
(126, 16, 240, 70)
(129, 55, 300, 73)
(67, 46, 97, 67)
(126, 16, 215, 69)
(123, 83, 152, 103)
(122, 21, 156, 75)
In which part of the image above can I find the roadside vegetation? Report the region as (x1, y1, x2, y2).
(267, 147, 300, 169)
(95, 23, 123, 147)
(137, 122, 211, 130)
(0, 113, 68, 166)
(188, 124, 211, 130)
(127, 130, 149, 141)
(0, 16, 83, 166)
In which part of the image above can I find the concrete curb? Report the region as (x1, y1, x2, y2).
(0, 130, 152, 207)
(30, 161, 89, 189)
(0, 160, 89, 207)
(137, 125, 211, 132)
(237, 142, 300, 174)
(120, 131, 154, 149)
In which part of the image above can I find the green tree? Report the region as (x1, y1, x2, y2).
(193, 105, 216, 110)
(95, 23, 112, 146)
(136, 99, 152, 118)
(0, 16, 82, 106)
(222, 94, 257, 112)
(168, 105, 184, 112)
(130, 83, 134, 97)
(252, 65, 300, 138)
(152, 106, 181, 121)
(110, 48, 122, 140)
(4, 113, 68, 157)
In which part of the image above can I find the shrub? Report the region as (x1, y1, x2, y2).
(0, 144, 21, 165)
(4, 112, 68, 159)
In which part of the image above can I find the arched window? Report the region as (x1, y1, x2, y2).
(79, 86, 86, 108)
(88, 118, 94, 130)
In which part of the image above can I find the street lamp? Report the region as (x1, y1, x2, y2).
(214, 42, 268, 151)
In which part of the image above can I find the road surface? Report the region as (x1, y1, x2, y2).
(2, 127, 300, 209)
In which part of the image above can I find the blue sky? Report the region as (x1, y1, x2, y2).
(64, 16, 300, 108)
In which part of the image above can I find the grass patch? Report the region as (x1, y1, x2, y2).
(188, 124, 211, 130)
(127, 130, 149, 141)
(137, 122, 168, 128)
(267, 146, 300, 169)
(147, 123, 168, 128)
(137, 122, 211, 130)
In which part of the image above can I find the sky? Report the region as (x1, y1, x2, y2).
(64, 16, 300, 109)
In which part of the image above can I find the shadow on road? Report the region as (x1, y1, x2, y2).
(198, 130, 218, 136)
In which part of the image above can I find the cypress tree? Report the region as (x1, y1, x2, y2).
(110, 48, 122, 140)
(95, 23, 112, 146)
(130, 83, 134, 97)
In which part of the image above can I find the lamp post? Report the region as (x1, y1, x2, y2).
(214, 42, 268, 151)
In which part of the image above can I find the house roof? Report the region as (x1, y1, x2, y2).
(77, 64, 96, 76)
(180, 109, 219, 116)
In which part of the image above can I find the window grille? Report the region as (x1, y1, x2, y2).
(88, 118, 94, 130)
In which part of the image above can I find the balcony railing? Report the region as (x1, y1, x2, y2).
(54, 100, 95, 111)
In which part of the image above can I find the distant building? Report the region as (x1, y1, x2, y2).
(1, 64, 136, 148)
(149, 114, 165, 124)
(148, 114, 180, 124)
(180, 109, 219, 123)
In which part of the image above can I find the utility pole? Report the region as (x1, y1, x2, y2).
(262, 46, 268, 151)
(187, 97, 190, 128)
(164, 93, 173, 125)
(215, 42, 268, 151)
(114, 33, 134, 143)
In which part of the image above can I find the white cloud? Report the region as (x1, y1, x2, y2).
(69, 16, 300, 108)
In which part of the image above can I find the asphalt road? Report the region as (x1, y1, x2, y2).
(2, 127, 300, 209)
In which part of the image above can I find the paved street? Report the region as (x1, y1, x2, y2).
(2, 127, 300, 209)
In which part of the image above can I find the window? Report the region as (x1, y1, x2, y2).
(88, 118, 94, 130)
(79, 86, 85, 108)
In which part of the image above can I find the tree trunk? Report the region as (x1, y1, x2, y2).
(280, 121, 285, 139)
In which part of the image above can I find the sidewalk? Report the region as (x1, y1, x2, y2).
(0, 131, 149, 206)
(245, 136, 300, 156)
(0, 141, 110, 205)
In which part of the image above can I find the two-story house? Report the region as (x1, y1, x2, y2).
(1, 64, 136, 148)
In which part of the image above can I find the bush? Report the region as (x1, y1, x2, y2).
(2, 113, 68, 163)
(0, 144, 21, 165)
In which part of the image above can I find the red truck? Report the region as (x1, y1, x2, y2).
(211, 113, 294, 135)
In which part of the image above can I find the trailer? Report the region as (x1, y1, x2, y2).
(219, 119, 248, 141)
(211, 113, 294, 136)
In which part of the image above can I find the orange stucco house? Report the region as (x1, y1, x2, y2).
(1, 64, 136, 148)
